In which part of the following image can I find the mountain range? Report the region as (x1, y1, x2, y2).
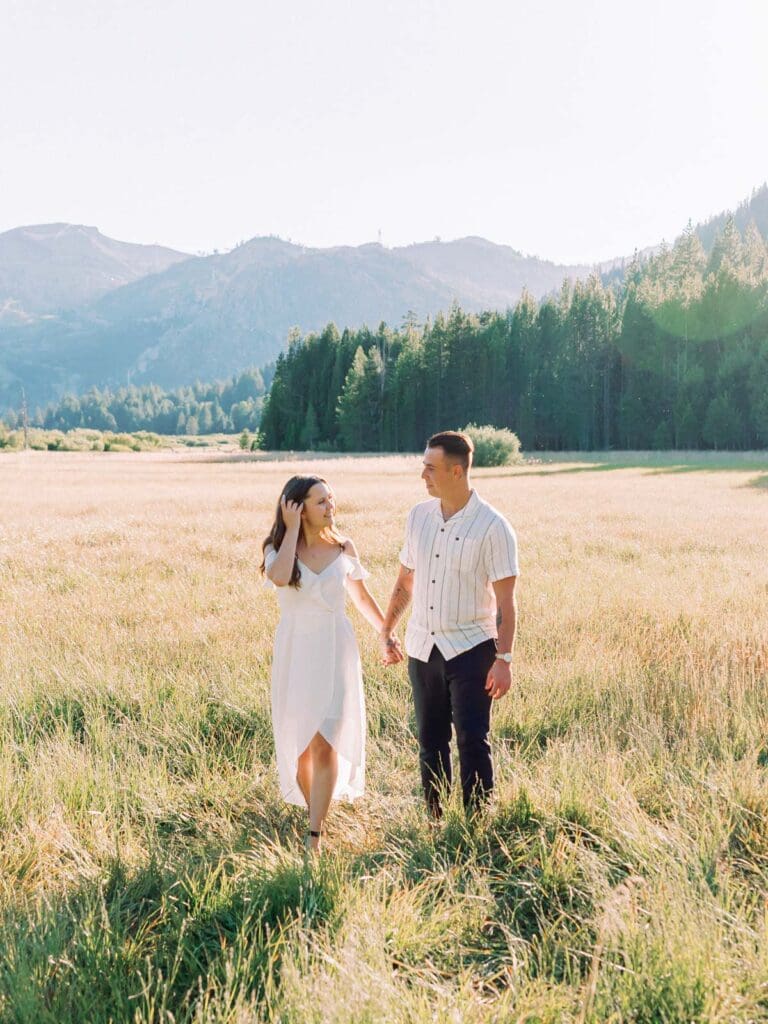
(0, 228, 593, 409)
(1, 183, 766, 412)
(0, 223, 188, 321)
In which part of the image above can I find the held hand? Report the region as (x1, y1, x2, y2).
(281, 495, 303, 530)
(389, 636, 405, 663)
(485, 660, 512, 700)
(379, 632, 404, 666)
(379, 637, 403, 665)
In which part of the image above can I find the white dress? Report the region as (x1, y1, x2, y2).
(264, 544, 369, 806)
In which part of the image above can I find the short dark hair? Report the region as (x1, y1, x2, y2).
(426, 430, 474, 471)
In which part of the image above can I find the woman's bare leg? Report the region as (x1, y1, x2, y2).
(296, 746, 312, 807)
(307, 732, 338, 851)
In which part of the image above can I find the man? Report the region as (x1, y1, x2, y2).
(380, 430, 519, 816)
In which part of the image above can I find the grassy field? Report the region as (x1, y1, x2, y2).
(1, 449, 767, 1022)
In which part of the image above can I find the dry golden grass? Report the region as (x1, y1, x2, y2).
(1, 448, 767, 1022)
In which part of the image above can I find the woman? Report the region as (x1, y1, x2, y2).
(261, 474, 387, 853)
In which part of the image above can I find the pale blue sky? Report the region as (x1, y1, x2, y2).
(2, 0, 767, 263)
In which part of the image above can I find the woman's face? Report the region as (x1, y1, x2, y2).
(301, 482, 336, 529)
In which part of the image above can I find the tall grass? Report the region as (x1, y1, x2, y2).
(0, 450, 767, 1021)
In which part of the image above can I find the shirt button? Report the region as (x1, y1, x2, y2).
(430, 631, 435, 635)
(431, 579, 435, 583)
(435, 554, 440, 558)
(440, 528, 444, 532)
(429, 605, 433, 610)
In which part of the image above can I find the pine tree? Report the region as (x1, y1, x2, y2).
(300, 401, 320, 450)
(336, 347, 368, 451)
(702, 394, 744, 449)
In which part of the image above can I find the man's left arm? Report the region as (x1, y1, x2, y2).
(485, 575, 518, 699)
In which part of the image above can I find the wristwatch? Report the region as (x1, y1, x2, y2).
(495, 652, 512, 663)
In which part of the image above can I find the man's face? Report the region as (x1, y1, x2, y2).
(421, 447, 458, 496)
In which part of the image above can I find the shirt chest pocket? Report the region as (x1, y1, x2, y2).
(447, 536, 479, 575)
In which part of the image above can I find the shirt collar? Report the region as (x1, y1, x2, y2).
(432, 488, 480, 522)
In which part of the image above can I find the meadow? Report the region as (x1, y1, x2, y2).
(1, 448, 767, 1023)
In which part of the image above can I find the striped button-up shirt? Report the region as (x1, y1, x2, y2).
(399, 489, 519, 662)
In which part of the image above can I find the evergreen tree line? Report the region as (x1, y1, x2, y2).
(260, 219, 768, 451)
(12, 368, 273, 436)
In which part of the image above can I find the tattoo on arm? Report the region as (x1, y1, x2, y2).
(496, 608, 503, 628)
(387, 584, 412, 628)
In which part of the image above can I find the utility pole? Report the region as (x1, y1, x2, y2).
(20, 387, 29, 450)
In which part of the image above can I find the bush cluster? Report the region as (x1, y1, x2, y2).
(464, 423, 523, 467)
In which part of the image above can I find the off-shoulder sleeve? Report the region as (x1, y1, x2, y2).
(344, 553, 370, 581)
(263, 544, 278, 589)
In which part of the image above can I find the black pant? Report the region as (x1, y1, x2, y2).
(408, 639, 496, 815)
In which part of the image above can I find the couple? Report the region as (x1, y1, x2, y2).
(261, 430, 519, 852)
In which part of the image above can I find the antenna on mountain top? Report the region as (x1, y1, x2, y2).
(377, 228, 382, 246)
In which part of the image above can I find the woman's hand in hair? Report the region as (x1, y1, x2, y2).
(281, 495, 303, 531)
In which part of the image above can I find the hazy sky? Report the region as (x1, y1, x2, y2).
(2, 0, 767, 263)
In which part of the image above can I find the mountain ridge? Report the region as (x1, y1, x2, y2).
(0, 223, 190, 321)
(0, 230, 594, 408)
(1, 182, 766, 411)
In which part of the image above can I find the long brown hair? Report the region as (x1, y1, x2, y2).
(260, 475, 344, 588)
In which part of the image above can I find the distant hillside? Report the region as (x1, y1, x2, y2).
(2, 184, 767, 413)
(598, 184, 768, 288)
(0, 223, 190, 322)
(395, 236, 590, 308)
(695, 183, 768, 251)
(0, 232, 592, 409)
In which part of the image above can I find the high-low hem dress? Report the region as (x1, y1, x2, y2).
(264, 545, 368, 807)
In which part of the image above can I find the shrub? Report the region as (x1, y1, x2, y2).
(134, 431, 162, 447)
(463, 423, 523, 467)
(0, 429, 18, 450)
